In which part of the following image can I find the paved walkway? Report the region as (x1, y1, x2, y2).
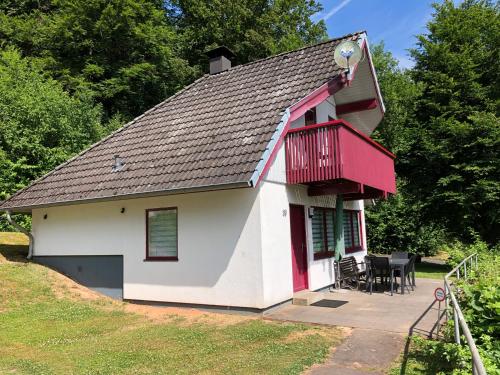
(307, 328, 405, 375)
(266, 278, 443, 374)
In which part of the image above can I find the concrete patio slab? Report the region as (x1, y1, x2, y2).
(267, 278, 445, 374)
(265, 278, 443, 335)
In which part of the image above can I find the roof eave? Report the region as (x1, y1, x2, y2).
(0, 181, 252, 213)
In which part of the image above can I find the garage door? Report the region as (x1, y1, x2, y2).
(34, 255, 123, 300)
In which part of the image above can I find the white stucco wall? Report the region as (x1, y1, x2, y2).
(261, 116, 368, 297)
(289, 96, 336, 130)
(32, 188, 268, 309)
(30, 93, 368, 309)
(259, 176, 367, 296)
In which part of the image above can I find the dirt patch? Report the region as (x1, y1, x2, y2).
(123, 303, 253, 326)
(285, 326, 351, 343)
(43, 262, 252, 326)
(48, 268, 115, 304)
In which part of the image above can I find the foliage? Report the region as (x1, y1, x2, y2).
(391, 335, 475, 375)
(391, 241, 500, 374)
(365, 180, 447, 256)
(168, 0, 327, 74)
(366, 45, 446, 256)
(0, 49, 104, 219)
(0, 0, 196, 120)
(0, 244, 344, 374)
(367, 0, 500, 254)
(0, 0, 327, 121)
(408, 0, 500, 244)
(442, 236, 490, 268)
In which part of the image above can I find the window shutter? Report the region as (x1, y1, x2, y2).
(343, 212, 353, 249)
(352, 212, 360, 247)
(148, 209, 177, 258)
(312, 210, 325, 253)
(326, 210, 335, 251)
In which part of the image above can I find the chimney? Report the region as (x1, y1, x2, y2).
(206, 46, 235, 75)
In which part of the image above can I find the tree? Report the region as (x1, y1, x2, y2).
(409, 0, 500, 243)
(0, 48, 104, 204)
(365, 44, 447, 255)
(168, 0, 328, 73)
(0, 0, 195, 120)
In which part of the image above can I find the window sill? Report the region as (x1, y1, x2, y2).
(314, 251, 335, 260)
(143, 257, 178, 262)
(345, 247, 363, 254)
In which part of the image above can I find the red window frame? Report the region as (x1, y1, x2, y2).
(344, 210, 363, 254)
(145, 207, 179, 261)
(312, 207, 335, 260)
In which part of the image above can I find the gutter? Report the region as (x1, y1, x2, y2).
(3, 210, 34, 259)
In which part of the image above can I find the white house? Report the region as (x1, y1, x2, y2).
(1, 31, 396, 311)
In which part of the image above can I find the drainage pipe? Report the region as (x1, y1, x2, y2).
(3, 210, 34, 259)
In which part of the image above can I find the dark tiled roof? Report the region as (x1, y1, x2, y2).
(1, 32, 363, 210)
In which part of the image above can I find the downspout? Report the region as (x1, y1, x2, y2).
(3, 210, 34, 259)
(334, 195, 345, 261)
(333, 195, 344, 288)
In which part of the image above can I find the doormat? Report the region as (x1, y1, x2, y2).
(310, 299, 348, 308)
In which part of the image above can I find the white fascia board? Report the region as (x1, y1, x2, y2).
(359, 32, 386, 113)
(249, 109, 291, 187)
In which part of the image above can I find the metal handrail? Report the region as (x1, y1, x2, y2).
(444, 253, 487, 375)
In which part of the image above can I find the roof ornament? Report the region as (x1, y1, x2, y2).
(112, 154, 125, 172)
(333, 40, 362, 82)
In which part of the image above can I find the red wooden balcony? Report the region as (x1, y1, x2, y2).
(285, 119, 396, 200)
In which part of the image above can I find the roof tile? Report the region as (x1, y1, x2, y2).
(1, 32, 363, 210)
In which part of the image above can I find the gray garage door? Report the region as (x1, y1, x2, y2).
(34, 255, 123, 299)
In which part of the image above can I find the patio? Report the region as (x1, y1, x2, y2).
(265, 278, 443, 335)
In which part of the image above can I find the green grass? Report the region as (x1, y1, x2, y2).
(0, 231, 29, 245)
(389, 335, 465, 375)
(414, 262, 450, 279)
(0, 236, 344, 375)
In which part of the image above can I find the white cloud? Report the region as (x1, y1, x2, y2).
(321, 0, 354, 21)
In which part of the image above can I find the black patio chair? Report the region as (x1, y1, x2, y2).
(408, 253, 417, 287)
(364, 255, 378, 294)
(338, 256, 365, 290)
(393, 254, 417, 293)
(374, 256, 392, 283)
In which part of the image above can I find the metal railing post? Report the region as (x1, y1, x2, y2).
(454, 305, 461, 345)
(444, 254, 486, 375)
(444, 282, 449, 320)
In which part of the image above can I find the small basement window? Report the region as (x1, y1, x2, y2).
(146, 207, 178, 261)
(344, 210, 362, 254)
(312, 207, 335, 260)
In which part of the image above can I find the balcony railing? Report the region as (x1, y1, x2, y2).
(285, 120, 396, 197)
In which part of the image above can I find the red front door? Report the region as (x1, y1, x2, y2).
(290, 204, 308, 292)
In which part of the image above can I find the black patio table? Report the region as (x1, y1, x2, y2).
(389, 258, 410, 295)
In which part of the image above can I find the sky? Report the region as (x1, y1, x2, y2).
(313, 1, 456, 68)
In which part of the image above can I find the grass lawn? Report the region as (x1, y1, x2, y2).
(0, 231, 29, 245)
(389, 336, 459, 375)
(0, 233, 345, 375)
(414, 262, 450, 279)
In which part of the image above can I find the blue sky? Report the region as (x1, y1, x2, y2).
(313, 1, 454, 68)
